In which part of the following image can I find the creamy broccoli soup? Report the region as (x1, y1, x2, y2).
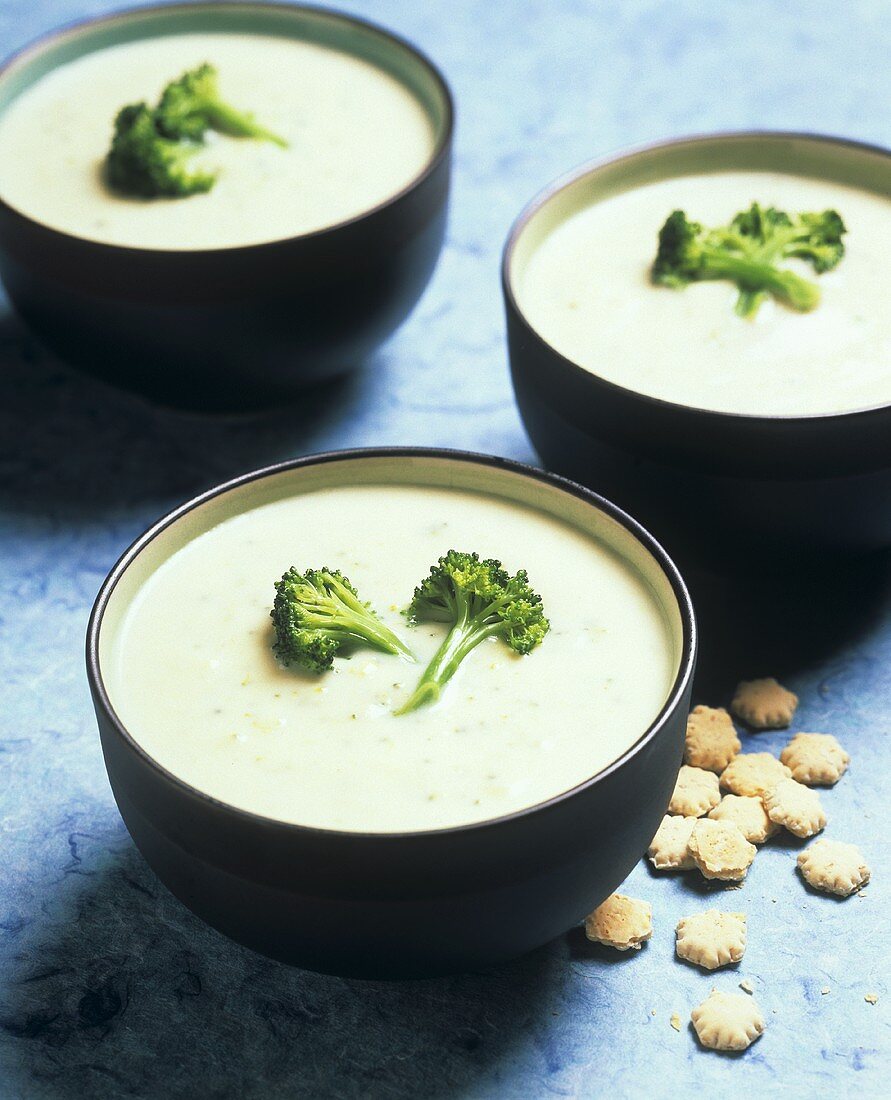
(102, 480, 679, 833)
(0, 33, 435, 249)
(516, 171, 891, 416)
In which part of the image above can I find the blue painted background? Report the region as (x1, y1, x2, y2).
(1, 1, 889, 1095)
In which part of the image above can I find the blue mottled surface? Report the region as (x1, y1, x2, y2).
(1, 1, 890, 1095)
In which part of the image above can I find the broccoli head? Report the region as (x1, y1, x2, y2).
(105, 63, 287, 199)
(731, 203, 845, 272)
(105, 103, 216, 198)
(395, 550, 549, 715)
(156, 63, 287, 147)
(652, 202, 846, 318)
(272, 567, 414, 674)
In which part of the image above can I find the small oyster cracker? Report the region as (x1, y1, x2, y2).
(669, 765, 721, 817)
(720, 752, 792, 798)
(584, 893, 653, 951)
(764, 778, 826, 839)
(647, 814, 697, 870)
(708, 794, 778, 844)
(731, 677, 798, 729)
(685, 705, 741, 773)
(797, 839, 870, 897)
(691, 989, 765, 1051)
(780, 733, 849, 786)
(689, 819, 757, 881)
(676, 910, 747, 971)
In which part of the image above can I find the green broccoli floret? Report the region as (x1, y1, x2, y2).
(105, 63, 287, 200)
(272, 567, 414, 674)
(155, 63, 287, 148)
(652, 203, 846, 319)
(105, 103, 216, 198)
(395, 550, 549, 715)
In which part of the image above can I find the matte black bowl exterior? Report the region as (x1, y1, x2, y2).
(0, 4, 453, 411)
(87, 448, 696, 979)
(503, 134, 891, 562)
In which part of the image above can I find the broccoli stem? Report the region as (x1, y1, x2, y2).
(315, 574, 415, 660)
(702, 253, 821, 315)
(306, 613, 414, 659)
(202, 100, 289, 148)
(394, 599, 506, 715)
(352, 619, 416, 661)
(734, 287, 767, 319)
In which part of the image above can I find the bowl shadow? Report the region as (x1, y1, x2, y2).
(0, 834, 566, 1100)
(0, 314, 375, 521)
(681, 549, 891, 702)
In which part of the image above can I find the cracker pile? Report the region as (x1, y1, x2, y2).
(583, 676, 871, 1055)
(656, 686, 862, 886)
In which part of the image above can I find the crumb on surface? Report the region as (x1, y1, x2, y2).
(670, 1013, 681, 1032)
(865, 992, 878, 1005)
(739, 979, 754, 994)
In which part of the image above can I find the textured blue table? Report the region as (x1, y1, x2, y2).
(1, 1, 889, 1095)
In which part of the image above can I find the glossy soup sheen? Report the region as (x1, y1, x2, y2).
(104, 484, 678, 833)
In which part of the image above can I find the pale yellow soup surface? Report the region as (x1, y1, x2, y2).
(104, 484, 678, 833)
(517, 171, 891, 416)
(0, 32, 435, 248)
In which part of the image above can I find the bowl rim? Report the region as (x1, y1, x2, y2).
(502, 129, 891, 426)
(86, 446, 697, 841)
(0, 0, 454, 255)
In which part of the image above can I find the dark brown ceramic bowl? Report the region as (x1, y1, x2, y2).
(503, 133, 891, 564)
(86, 448, 696, 978)
(0, 3, 453, 410)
